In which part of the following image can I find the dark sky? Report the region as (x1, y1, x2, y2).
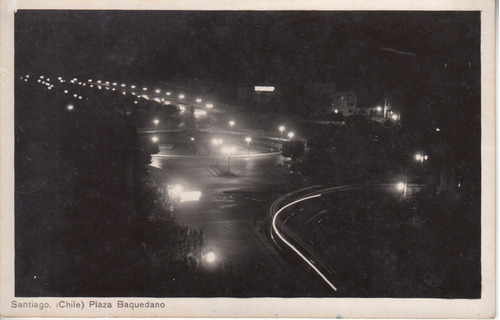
(15, 10, 480, 101)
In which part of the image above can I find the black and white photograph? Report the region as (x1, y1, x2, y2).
(0, 0, 495, 318)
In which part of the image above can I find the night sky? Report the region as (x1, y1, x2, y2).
(15, 10, 480, 106)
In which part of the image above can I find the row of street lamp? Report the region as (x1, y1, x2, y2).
(227, 121, 295, 141)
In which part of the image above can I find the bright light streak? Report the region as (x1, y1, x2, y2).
(179, 191, 202, 202)
(272, 194, 337, 291)
(255, 85, 275, 92)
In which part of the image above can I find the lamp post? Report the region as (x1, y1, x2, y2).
(279, 126, 285, 141)
(154, 119, 159, 131)
(212, 138, 223, 165)
(415, 153, 428, 166)
(288, 132, 294, 141)
(229, 120, 235, 133)
(223, 145, 235, 174)
(245, 137, 252, 154)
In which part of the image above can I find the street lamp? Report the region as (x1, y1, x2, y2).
(245, 137, 252, 154)
(288, 132, 294, 141)
(229, 120, 235, 133)
(154, 119, 159, 131)
(222, 145, 236, 174)
(151, 136, 159, 143)
(415, 153, 428, 165)
(212, 138, 223, 165)
(391, 114, 398, 121)
(279, 125, 285, 141)
(376, 106, 382, 112)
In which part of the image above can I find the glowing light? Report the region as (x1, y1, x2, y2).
(206, 103, 213, 109)
(166, 92, 171, 96)
(64, 90, 68, 94)
(155, 89, 160, 93)
(121, 84, 126, 87)
(396, 182, 406, 191)
(204, 251, 217, 263)
(254, 85, 275, 92)
(196, 98, 202, 103)
(334, 109, 339, 114)
(112, 82, 117, 86)
(179, 94, 185, 99)
(179, 191, 202, 202)
(88, 79, 92, 82)
(66, 104, 74, 111)
(131, 85, 136, 89)
(194, 109, 207, 117)
(142, 87, 148, 91)
(151, 136, 159, 143)
(392, 114, 398, 121)
(288, 132, 295, 140)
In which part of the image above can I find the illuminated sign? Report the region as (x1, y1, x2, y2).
(254, 86, 275, 92)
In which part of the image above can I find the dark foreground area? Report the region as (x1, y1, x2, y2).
(283, 187, 481, 298)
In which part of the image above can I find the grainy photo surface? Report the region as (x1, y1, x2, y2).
(1, 1, 495, 318)
(14, 10, 481, 298)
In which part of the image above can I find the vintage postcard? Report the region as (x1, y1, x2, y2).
(0, 0, 496, 318)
